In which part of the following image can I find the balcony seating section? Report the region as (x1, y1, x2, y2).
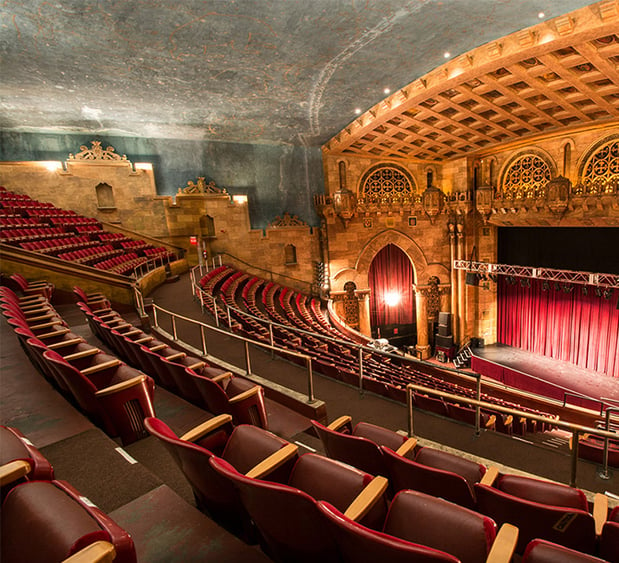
(144, 415, 298, 540)
(1, 288, 156, 445)
(197, 265, 556, 438)
(210, 451, 390, 563)
(0, 188, 177, 276)
(77, 294, 269, 429)
(1, 479, 135, 563)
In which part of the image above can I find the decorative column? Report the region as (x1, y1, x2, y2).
(413, 284, 431, 359)
(456, 223, 466, 345)
(448, 222, 458, 339)
(357, 291, 372, 337)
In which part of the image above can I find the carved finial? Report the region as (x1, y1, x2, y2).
(68, 140, 127, 161)
(269, 212, 307, 228)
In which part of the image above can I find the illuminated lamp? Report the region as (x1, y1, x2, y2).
(189, 236, 198, 245)
(384, 291, 401, 307)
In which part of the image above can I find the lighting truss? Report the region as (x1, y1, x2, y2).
(453, 260, 619, 289)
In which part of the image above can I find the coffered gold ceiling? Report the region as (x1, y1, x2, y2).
(323, 1, 619, 162)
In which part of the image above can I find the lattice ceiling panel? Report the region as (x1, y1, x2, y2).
(324, 3, 619, 163)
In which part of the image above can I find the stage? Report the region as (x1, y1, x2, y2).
(470, 344, 619, 410)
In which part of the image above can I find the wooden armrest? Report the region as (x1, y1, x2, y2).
(246, 444, 299, 479)
(593, 493, 609, 536)
(18, 301, 47, 310)
(486, 523, 518, 563)
(47, 337, 84, 349)
(180, 414, 234, 442)
(486, 415, 497, 428)
(22, 307, 51, 316)
(187, 361, 206, 371)
(149, 344, 168, 352)
(95, 374, 146, 397)
(25, 280, 48, 287)
(18, 295, 45, 302)
(395, 437, 417, 457)
(97, 311, 116, 318)
(105, 318, 124, 326)
(64, 348, 101, 361)
(328, 415, 352, 431)
(30, 320, 59, 330)
(211, 371, 233, 383)
(0, 460, 31, 487)
(480, 465, 500, 486)
(81, 359, 121, 376)
(135, 336, 154, 344)
(344, 475, 389, 522)
(38, 327, 70, 339)
(229, 385, 262, 404)
(62, 540, 116, 563)
(24, 312, 55, 322)
(165, 352, 186, 362)
(123, 329, 142, 337)
(114, 323, 132, 330)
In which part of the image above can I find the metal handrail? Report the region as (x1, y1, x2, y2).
(149, 301, 317, 403)
(405, 382, 618, 487)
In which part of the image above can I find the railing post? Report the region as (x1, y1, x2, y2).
(570, 429, 579, 488)
(358, 346, 364, 394)
(227, 305, 232, 329)
(244, 340, 252, 375)
(407, 385, 414, 437)
(269, 323, 274, 358)
(152, 305, 159, 328)
(213, 297, 220, 327)
(306, 357, 315, 403)
(171, 315, 178, 340)
(200, 325, 208, 356)
(599, 407, 618, 480)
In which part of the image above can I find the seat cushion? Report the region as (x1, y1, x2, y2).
(1, 481, 109, 563)
(414, 447, 485, 486)
(496, 474, 588, 511)
(523, 539, 607, 563)
(353, 422, 407, 452)
(223, 425, 289, 475)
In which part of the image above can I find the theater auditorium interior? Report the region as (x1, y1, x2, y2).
(1, 1, 619, 562)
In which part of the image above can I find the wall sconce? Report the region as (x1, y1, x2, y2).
(475, 185, 494, 223)
(333, 186, 356, 227)
(546, 176, 571, 213)
(422, 185, 443, 223)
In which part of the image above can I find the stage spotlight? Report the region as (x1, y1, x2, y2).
(595, 287, 603, 297)
(384, 290, 401, 307)
(582, 286, 588, 296)
(603, 289, 611, 300)
(542, 281, 550, 291)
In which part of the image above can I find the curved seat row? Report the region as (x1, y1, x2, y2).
(311, 415, 619, 562)
(1, 286, 155, 445)
(0, 425, 136, 563)
(76, 288, 268, 429)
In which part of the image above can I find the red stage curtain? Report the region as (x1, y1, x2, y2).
(369, 244, 414, 328)
(498, 277, 619, 378)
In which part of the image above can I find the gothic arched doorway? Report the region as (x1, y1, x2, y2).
(368, 243, 416, 347)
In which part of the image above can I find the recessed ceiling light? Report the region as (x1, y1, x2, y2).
(538, 12, 545, 18)
(444, 52, 451, 58)
(383, 88, 390, 94)
(354, 108, 362, 114)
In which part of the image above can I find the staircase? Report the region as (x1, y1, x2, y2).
(453, 344, 472, 369)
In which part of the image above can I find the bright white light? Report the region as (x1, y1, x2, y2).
(384, 290, 401, 307)
(42, 161, 61, 172)
(354, 108, 362, 115)
(383, 88, 391, 94)
(443, 51, 451, 58)
(232, 195, 248, 204)
(538, 12, 545, 19)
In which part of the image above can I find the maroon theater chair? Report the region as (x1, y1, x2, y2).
(144, 415, 297, 540)
(210, 452, 389, 563)
(311, 415, 416, 479)
(0, 426, 54, 494)
(1, 480, 135, 563)
(600, 506, 619, 563)
(8, 272, 54, 300)
(318, 489, 518, 563)
(474, 473, 604, 555)
(522, 539, 609, 563)
(42, 349, 155, 445)
(381, 444, 491, 509)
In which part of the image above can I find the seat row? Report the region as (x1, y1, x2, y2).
(146, 412, 619, 563)
(310, 415, 619, 562)
(1, 286, 156, 445)
(0, 424, 136, 563)
(75, 288, 268, 429)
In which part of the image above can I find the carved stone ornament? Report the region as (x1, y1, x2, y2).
(69, 140, 127, 161)
(333, 186, 357, 227)
(422, 185, 443, 223)
(180, 177, 225, 194)
(269, 212, 308, 228)
(545, 175, 571, 214)
(475, 185, 494, 223)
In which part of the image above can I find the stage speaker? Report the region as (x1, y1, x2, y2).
(437, 324, 451, 337)
(435, 334, 454, 348)
(466, 272, 479, 286)
(438, 312, 451, 325)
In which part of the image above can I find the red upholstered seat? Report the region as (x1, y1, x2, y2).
(600, 506, 619, 563)
(210, 452, 389, 563)
(522, 539, 609, 563)
(145, 416, 296, 540)
(1, 480, 136, 563)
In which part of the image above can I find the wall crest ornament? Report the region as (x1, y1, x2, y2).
(69, 140, 127, 161)
(180, 177, 226, 194)
(269, 212, 307, 228)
